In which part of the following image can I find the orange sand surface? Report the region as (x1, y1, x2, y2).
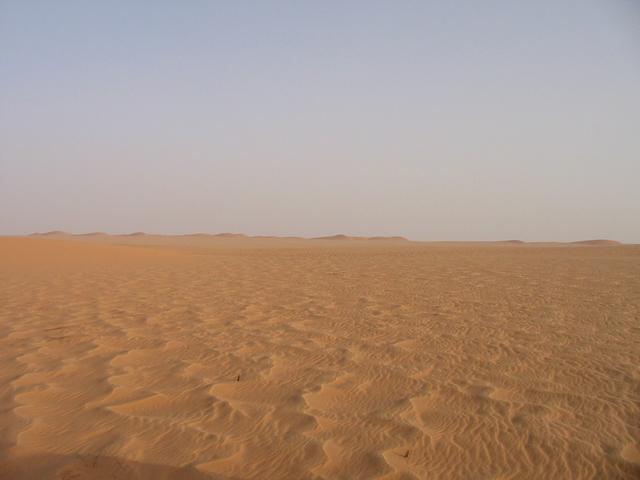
(1, 236, 639, 479)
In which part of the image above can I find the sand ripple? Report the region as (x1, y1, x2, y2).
(1, 237, 639, 479)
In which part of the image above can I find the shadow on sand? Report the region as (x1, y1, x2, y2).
(0, 453, 225, 480)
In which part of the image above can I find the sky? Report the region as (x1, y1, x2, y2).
(1, 1, 639, 241)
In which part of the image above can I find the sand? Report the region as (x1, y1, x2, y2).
(1, 235, 639, 479)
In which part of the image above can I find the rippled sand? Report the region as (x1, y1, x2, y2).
(1, 236, 639, 479)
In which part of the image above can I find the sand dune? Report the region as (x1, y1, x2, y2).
(1, 236, 639, 479)
(212, 233, 247, 239)
(30, 231, 70, 236)
(570, 239, 622, 246)
(311, 234, 408, 242)
(368, 236, 409, 242)
(25, 231, 628, 248)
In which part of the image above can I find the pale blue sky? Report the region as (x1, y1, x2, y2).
(1, 1, 639, 241)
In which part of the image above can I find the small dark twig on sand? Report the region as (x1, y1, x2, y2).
(236, 375, 240, 382)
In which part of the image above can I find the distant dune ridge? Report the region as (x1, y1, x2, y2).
(212, 233, 247, 239)
(311, 234, 353, 240)
(25, 231, 627, 246)
(179, 233, 213, 238)
(368, 236, 410, 241)
(570, 239, 622, 246)
(29, 231, 410, 242)
(29, 230, 70, 236)
(311, 234, 409, 241)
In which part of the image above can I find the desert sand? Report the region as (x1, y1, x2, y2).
(1, 234, 639, 479)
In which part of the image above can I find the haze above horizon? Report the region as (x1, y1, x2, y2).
(1, 1, 639, 242)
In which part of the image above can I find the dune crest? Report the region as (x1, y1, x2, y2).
(311, 234, 409, 241)
(368, 236, 409, 241)
(29, 230, 70, 236)
(212, 233, 247, 238)
(21, 232, 630, 248)
(570, 239, 621, 246)
(312, 234, 354, 240)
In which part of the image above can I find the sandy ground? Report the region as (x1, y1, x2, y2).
(1, 235, 639, 479)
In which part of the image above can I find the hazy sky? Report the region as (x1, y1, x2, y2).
(1, 1, 639, 241)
